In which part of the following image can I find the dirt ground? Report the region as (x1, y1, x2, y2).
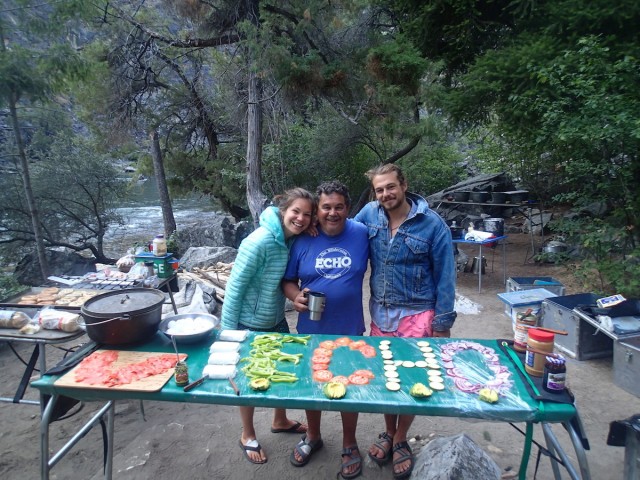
(1, 233, 639, 480)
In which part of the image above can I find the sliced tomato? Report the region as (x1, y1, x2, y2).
(331, 375, 350, 385)
(311, 355, 331, 365)
(360, 345, 377, 358)
(312, 362, 330, 371)
(349, 340, 367, 350)
(313, 347, 333, 357)
(319, 340, 337, 350)
(334, 337, 353, 346)
(352, 369, 375, 379)
(348, 374, 369, 385)
(312, 370, 334, 382)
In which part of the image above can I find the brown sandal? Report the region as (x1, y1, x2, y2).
(368, 431, 393, 466)
(338, 445, 362, 479)
(392, 441, 414, 480)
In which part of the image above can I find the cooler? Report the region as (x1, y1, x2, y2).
(613, 336, 640, 397)
(540, 293, 612, 360)
(506, 276, 566, 296)
(497, 288, 558, 331)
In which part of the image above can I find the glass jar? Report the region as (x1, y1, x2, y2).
(543, 355, 566, 393)
(525, 328, 555, 377)
(152, 234, 167, 257)
(174, 361, 189, 386)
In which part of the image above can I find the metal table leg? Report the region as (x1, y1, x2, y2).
(541, 421, 592, 480)
(478, 244, 483, 292)
(167, 288, 178, 314)
(542, 423, 564, 479)
(40, 395, 115, 480)
(502, 240, 507, 286)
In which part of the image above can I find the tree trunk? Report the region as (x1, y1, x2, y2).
(0, 22, 49, 281)
(150, 129, 177, 238)
(7, 93, 50, 281)
(245, 49, 267, 227)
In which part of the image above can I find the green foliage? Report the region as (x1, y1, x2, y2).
(367, 36, 428, 94)
(550, 218, 640, 297)
(262, 115, 374, 198)
(0, 273, 23, 300)
(0, 136, 128, 262)
(432, 1, 640, 285)
(401, 143, 464, 196)
(0, 45, 49, 102)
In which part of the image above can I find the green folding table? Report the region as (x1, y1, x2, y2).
(32, 333, 591, 480)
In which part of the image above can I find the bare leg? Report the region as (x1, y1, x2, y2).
(239, 406, 266, 463)
(293, 410, 321, 463)
(392, 414, 415, 477)
(272, 408, 308, 432)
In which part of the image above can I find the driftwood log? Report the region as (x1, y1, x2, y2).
(180, 262, 234, 300)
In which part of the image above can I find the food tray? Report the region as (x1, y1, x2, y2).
(0, 287, 102, 310)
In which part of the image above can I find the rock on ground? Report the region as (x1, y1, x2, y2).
(179, 246, 237, 271)
(413, 433, 502, 480)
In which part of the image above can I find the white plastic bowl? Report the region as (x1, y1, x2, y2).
(159, 313, 219, 344)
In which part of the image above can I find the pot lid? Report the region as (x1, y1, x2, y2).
(82, 288, 165, 315)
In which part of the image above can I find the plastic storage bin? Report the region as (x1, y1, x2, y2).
(134, 252, 174, 279)
(540, 293, 612, 360)
(613, 336, 640, 397)
(506, 277, 566, 296)
(497, 288, 558, 331)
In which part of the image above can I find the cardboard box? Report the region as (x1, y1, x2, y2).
(613, 336, 640, 397)
(540, 293, 613, 360)
(134, 252, 174, 279)
(506, 276, 566, 296)
(497, 288, 558, 331)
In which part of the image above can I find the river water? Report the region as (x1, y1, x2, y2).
(103, 178, 224, 257)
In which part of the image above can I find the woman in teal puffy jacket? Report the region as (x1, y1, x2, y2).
(221, 187, 316, 464)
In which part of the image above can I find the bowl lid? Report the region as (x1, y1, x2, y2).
(82, 288, 165, 316)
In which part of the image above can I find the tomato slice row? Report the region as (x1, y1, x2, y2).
(312, 369, 334, 382)
(310, 338, 376, 385)
(348, 374, 369, 385)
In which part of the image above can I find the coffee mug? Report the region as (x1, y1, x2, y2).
(304, 291, 326, 321)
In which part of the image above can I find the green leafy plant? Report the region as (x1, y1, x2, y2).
(0, 274, 24, 300)
(551, 218, 640, 297)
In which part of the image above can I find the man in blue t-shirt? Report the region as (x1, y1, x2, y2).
(283, 180, 368, 479)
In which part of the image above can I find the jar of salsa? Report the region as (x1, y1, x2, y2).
(174, 361, 189, 386)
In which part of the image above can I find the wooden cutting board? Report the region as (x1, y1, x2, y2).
(54, 350, 188, 392)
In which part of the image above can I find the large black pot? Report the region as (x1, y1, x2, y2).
(453, 191, 470, 202)
(469, 191, 490, 202)
(507, 190, 529, 203)
(491, 192, 507, 203)
(80, 288, 166, 345)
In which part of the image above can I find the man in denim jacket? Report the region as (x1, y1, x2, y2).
(354, 164, 456, 480)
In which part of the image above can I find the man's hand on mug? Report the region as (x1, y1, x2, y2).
(292, 288, 310, 313)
